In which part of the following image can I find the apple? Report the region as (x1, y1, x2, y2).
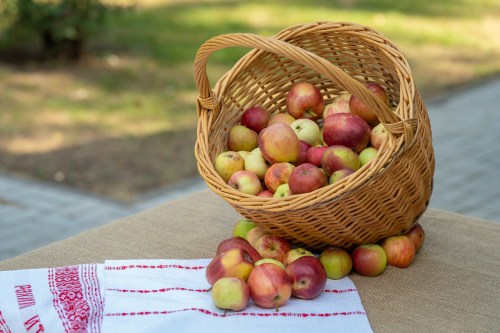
(228, 125, 259, 152)
(319, 127, 326, 146)
(321, 145, 360, 176)
(228, 171, 261, 196)
(323, 113, 370, 153)
(264, 162, 295, 193)
(352, 244, 387, 276)
(246, 227, 272, 247)
(323, 94, 352, 121)
(244, 148, 269, 180)
(206, 248, 255, 286)
(319, 247, 353, 280)
(290, 119, 321, 146)
(406, 223, 425, 252)
(286, 82, 325, 120)
(216, 236, 262, 263)
(286, 256, 327, 299)
(370, 123, 389, 150)
(381, 236, 415, 268)
(306, 146, 328, 167)
(214, 151, 245, 183)
(247, 263, 292, 311)
(267, 113, 296, 127)
(241, 107, 270, 133)
(255, 259, 286, 271)
(359, 147, 378, 167)
(258, 123, 300, 164)
(283, 248, 315, 267)
(349, 83, 388, 126)
(212, 277, 250, 312)
(293, 140, 312, 167)
(237, 151, 250, 161)
(257, 190, 274, 198)
(329, 168, 355, 185)
(233, 219, 257, 239)
(254, 235, 292, 264)
(273, 184, 292, 199)
(288, 163, 326, 194)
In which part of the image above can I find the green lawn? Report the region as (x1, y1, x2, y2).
(1, 0, 499, 199)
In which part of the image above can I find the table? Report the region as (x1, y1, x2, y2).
(1, 189, 499, 332)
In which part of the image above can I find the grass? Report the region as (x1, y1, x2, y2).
(1, 0, 499, 200)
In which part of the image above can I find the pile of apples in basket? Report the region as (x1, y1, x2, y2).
(209, 82, 425, 313)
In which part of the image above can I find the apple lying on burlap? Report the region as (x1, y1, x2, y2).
(233, 219, 257, 239)
(382, 236, 415, 268)
(247, 263, 292, 311)
(286, 256, 327, 299)
(206, 248, 255, 286)
(319, 247, 353, 280)
(406, 223, 425, 252)
(212, 277, 250, 312)
(352, 244, 387, 277)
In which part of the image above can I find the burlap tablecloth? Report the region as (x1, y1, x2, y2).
(1, 189, 499, 332)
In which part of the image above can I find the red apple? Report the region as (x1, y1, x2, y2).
(321, 145, 360, 176)
(381, 236, 415, 268)
(267, 113, 296, 127)
(228, 171, 261, 196)
(228, 125, 259, 152)
(254, 235, 292, 264)
(349, 83, 388, 126)
(319, 247, 353, 280)
(329, 168, 355, 185)
(323, 94, 352, 121)
(288, 163, 326, 194)
(241, 107, 270, 133)
(293, 140, 312, 167)
(352, 244, 387, 276)
(246, 227, 272, 247)
(247, 263, 292, 311)
(306, 146, 328, 167)
(370, 123, 389, 150)
(283, 248, 316, 267)
(214, 151, 245, 183)
(286, 82, 325, 120)
(206, 248, 255, 286)
(264, 162, 295, 193)
(286, 256, 327, 299)
(212, 277, 250, 311)
(406, 223, 425, 252)
(258, 123, 300, 164)
(257, 190, 274, 198)
(255, 259, 286, 271)
(323, 113, 370, 153)
(216, 236, 263, 263)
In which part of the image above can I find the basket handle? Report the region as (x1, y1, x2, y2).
(194, 33, 416, 142)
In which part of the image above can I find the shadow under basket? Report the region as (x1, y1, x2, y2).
(194, 21, 435, 251)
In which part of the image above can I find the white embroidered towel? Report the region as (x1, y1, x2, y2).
(102, 259, 372, 333)
(0, 264, 104, 333)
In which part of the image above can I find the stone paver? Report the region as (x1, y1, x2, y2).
(1, 78, 500, 262)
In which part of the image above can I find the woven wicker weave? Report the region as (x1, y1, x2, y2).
(194, 21, 434, 251)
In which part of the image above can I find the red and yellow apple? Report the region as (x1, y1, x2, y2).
(370, 123, 389, 150)
(406, 223, 425, 252)
(206, 248, 255, 286)
(244, 148, 269, 180)
(352, 244, 387, 277)
(255, 259, 286, 270)
(241, 106, 270, 133)
(329, 168, 355, 185)
(233, 219, 257, 239)
(323, 113, 370, 153)
(306, 146, 328, 167)
(288, 163, 326, 194)
(258, 123, 300, 164)
(323, 93, 352, 121)
(228, 125, 259, 152)
(264, 162, 295, 193)
(216, 236, 262, 263)
(246, 227, 271, 247)
(286, 82, 325, 120)
(254, 235, 292, 264)
(321, 145, 360, 176)
(247, 263, 292, 311)
(273, 184, 292, 199)
(319, 247, 353, 280)
(381, 236, 415, 268)
(257, 190, 274, 198)
(212, 277, 250, 311)
(214, 151, 245, 183)
(349, 83, 388, 126)
(286, 256, 327, 299)
(237, 150, 250, 161)
(290, 119, 321, 146)
(283, 248, 315, 267)
(267, 113, 296, 127)
(228, 171, 261, 196)
(293, 140, 312, 167)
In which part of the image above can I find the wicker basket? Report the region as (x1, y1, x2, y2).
(194, 22, 434, 251)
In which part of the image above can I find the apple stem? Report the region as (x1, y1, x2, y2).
(271, 116, 275, 124)
(275, 296, 279, 312)
(206, 287, 212, 293)
(223, 309, 227, 317)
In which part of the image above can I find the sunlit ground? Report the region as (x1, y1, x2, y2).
(0, 0, 499, 199)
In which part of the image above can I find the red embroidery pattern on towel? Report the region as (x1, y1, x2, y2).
(104, 265, 206, 271)
(0, 311, 12, 333)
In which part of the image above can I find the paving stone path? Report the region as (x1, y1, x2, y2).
(1, 78, 499, 261)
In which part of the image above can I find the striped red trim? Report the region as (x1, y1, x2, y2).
(323, 289, 357, 293)
(106, 288, 357, 294)
(105, 308, 367, 318)
(104, 265, 207, 271)
(0, 311, 11, 333)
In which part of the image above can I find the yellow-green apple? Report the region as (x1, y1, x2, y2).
(246, 227, 271, 247)
(228, 125, 259, 152)
(329, 168, 355, 185)
(214, 151, 245, 183)
(370, 123, 389, 150)
(349, 83, 388, 126)
(237, 150, 250, 161)
(255, 259, 286, 270)
(290, 119, 320, 146)
(283, 248, 315, 267)
(247, 263, 292, 311)
(206, 248, 255, 286)
(381, 236, 415, 268)
(258, 123, 300, 164)
(264, 162, 295, 193)
(293, 140, 312, 167)
(233, 219, 257, 239)
(254, 235, 292, 264)
(216, 236, 262, 262)
(228, 171, 261, 196)
(323, 113, 370, 153)
(267, 113, 296, 127)
(406, 223, 425, 252)
(288, 163, 326, 194)
(285, 256, 327, 299)
(319, 247, 353, 280)
(359, 147, 378, 167)
(257, 190, 273, 198)
(241, 106, 270, 133)
(323, 93, 352, 121)
(352, 244, 387, 276)
(321, 145, 360, 176)
(244, 148, 269, 180)
(286, 82, 325, 120)
(273, 184, 292, 198)
(306, 146, 328, 167)
(212, 277, 250, 311)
